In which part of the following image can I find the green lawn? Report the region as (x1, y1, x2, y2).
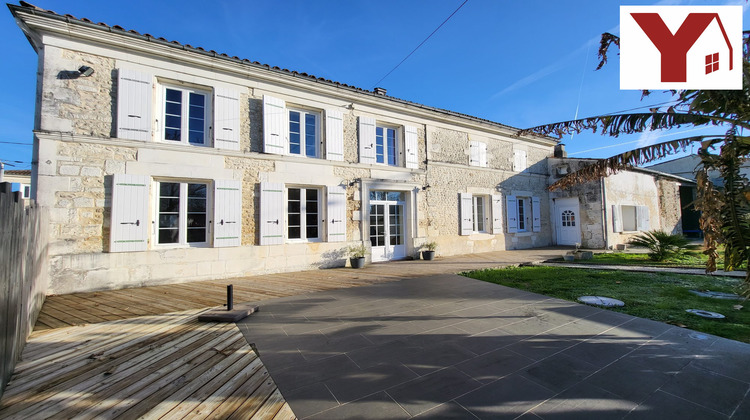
(464, 266, 750, 343)
(558, 252, 708, 268)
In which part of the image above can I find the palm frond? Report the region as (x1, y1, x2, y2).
(548, 135, 724, 191)
(596, 33, 620, 71)
(520, 112, 744, 139)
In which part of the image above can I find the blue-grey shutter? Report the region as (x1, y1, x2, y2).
(491, 194, 503, 234)
(612, 205, 623, 233)
(636, 205, 650, 231)
(460, 193, 473, 235)
(532, 196, 541, 232)
(117, 69, 153, 141)
(506, 195, 518, 233)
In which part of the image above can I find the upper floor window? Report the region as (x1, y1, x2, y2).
(289, 109, 319, 158)
(163, 86, 211, 146)
(157, 181, 209, 246)
(376, 126, 398, 166)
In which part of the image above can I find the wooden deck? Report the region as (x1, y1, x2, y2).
(0, 248, 565, 419)
(34, 248, 566, 331)
(0, 309, 295, 419)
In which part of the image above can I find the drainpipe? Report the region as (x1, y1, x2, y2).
(600, 177, 609, 249)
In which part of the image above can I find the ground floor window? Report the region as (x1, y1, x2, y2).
(287, 187, 320, 240)
(517, 197, 531, 232)
(157, 181, 208, 245)
(621, 205, 637, 232)
(473, 196, 487, 233)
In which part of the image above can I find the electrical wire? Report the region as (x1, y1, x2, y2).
(0, 141, 33, 145)
(372, 0, 469, 88)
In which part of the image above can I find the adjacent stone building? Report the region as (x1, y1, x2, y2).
(548, 157, 695, 249)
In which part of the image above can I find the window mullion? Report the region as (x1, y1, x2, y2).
(179, 183, 187, 244)
(300, 191, 307, 240)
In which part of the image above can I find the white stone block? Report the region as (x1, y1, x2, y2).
(59, 165, 81, 176)
(73, 197, 95, 207)
(81, 166, 103, 177)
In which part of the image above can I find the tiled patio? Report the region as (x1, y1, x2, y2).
(237, 274, 750, 419)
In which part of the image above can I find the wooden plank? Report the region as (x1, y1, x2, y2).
(137, 338, 260, 419)
(272, 402, 297, 420)
(72, 327, 241, 419)
(251, 388, 288, 419)
(0, 322, 234, 419)
(197, 361, 272, 420)
(225, 370, 280, 420)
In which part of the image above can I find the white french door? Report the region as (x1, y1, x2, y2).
(369, 196, 406, 262)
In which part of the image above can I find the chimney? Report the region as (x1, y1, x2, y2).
(554, 144, 567, 158)
(373, 87, 387, 96)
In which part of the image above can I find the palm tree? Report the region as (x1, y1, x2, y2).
(520, 31, 750, 294)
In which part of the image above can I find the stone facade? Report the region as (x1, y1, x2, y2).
(14, 4, 563, 294)
(548, 158, 691, 249)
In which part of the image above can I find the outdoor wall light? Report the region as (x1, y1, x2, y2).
(348, 178, 360, 187)
(78, 66, 94, 77)
(422, 185, 431, 191)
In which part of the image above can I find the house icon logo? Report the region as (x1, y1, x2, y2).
(620, 6, 743, 90)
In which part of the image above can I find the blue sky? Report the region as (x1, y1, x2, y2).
(1, 0, 747, 170)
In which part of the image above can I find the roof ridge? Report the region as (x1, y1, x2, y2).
(9, 2, 556, 142)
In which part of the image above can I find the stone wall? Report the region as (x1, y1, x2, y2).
(40, 47, 115, 136)
(32, 44, 558, 294)
(657, 178, 683, 235)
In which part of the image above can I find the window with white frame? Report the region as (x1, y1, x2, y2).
(376, 126, 398, 166)
(156, 181, 209, 245)
(162, 85, 211, 146)
(288, 109, 320, 158)
(472, 196, 487, 232)
(287, 187, 321, 240)
(517, 197, 530, 232)
(621, 205, 638, 231)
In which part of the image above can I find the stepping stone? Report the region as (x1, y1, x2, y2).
(578, 296, 624, 307)
(685, 309, 725, 319)
(689, 290, 743, 300)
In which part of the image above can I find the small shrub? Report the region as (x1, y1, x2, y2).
(422, 241, 437, 251)
(628, 230, 695, 261)
(347, 243, 368, 258)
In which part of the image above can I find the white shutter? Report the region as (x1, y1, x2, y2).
(263, 95, 287, 155)
(460, 193, 473, 236)
(260, 182, 284, 245)
(405, 125, 419, 169)
(117, 69, 152, 141)
(359, 116, 376, 164)
(491, 194, 503, 234)
(110, 174, 150, 252)
(469, 141, 480, 167)
(506, 195, 518, 233)
(326, 109, 344, 161)
(636, 206, 650, 231)
(612, 205, 623, 233)
(213, 180, 242, 247)
(327, 185, 347, 242)
(532, 196, 541, 232)
(479, 142, 488, 167)
(514, 150, 527, 172)
(213, 88, 241, 151)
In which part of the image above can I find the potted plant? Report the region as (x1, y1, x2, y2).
(421, 241, 437, 261)
(348, 243, 367, 268)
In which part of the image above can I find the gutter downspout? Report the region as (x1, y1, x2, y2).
(600, 177, 609, 249)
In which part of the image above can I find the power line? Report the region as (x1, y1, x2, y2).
(0, 141, 33, 145)
(372, 0, 469, 88)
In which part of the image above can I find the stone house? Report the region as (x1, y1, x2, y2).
(548, 156, 696, 249)
(1, 170, 32, 199)
(11, 3, 559, 294)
